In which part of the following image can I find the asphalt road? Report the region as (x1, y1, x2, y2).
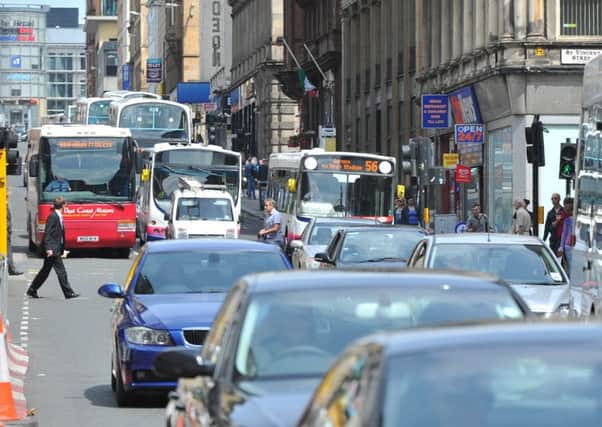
(5, 167, 264, 427)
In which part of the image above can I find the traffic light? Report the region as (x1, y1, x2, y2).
(525, 119, 545, 167)
(559, 142, 577, 180)
(401, 141, 417, 177)
(206, 114, 217, 144)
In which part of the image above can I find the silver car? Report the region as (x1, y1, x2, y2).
(290, 217, 378, 269)
(407, 233, 587, 317)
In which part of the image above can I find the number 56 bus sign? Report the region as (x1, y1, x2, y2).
(455, 124, 485, 144)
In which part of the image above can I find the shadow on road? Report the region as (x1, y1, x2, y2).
(84, 384, 168, 408)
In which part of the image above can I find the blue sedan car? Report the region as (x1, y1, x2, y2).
(98, 239, 291, 406)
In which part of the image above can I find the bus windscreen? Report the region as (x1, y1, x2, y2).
(40, 138, 135, 202)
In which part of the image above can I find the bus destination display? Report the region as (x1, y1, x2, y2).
(309, 156, 392, 174)
(56, 140, 116, 149)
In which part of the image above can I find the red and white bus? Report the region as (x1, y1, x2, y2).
(25, 125, 137, 256)
(268, 149, 398, 250)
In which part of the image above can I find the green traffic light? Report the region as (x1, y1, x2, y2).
(561, 163, 574, 177)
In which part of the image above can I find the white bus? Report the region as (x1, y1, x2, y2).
(103, 90, 161, 100)
(137, 142, 242, 242)
(75, 97, 112, 125)
(571, 54, 602, 316)
(108, 98, 192, 149)
(268, 149, 398, 250)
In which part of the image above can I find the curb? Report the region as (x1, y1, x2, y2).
(4, 418, 38, 427)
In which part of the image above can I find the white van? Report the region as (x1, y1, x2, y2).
(166, 177, 239, 239)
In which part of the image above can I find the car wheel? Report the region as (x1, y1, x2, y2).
(140, 227, 147, 245)
(114, 361, 135, 407)
(111, 359, 116, 392)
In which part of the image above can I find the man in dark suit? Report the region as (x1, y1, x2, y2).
(27, 197, 79, 299)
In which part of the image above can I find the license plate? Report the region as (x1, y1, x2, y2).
(77, 236, 99, 242)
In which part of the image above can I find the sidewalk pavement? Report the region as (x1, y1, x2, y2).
(242, 194, 264, 219)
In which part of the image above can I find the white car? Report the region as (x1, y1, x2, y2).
(290, 217, 379, 269)
(166, 178, 239, 239)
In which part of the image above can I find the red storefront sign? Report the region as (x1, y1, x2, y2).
(455, 164, 472, 183)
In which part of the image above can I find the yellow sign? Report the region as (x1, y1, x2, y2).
(397, 184, 405, 199)
(141, 169, 150, 182)
(324, 137, 336, 152)
(443, 153, 459, 168)
(287, 178, 297, 193)
(534, 47, 545, 57)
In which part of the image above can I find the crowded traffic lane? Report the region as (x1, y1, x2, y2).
(5, 170, 263, 427)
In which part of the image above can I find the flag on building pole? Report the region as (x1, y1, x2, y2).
(297, 69, 319, 98)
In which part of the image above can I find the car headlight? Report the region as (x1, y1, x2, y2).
(125, 327, 173, 345)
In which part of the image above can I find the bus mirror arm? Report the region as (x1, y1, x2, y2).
(29, 155, 39, 178)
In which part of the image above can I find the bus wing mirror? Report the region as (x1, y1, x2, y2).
(135, 153, 143, 174)
(141, 169, 150, 182)
(29, 155, 39, 178)
(288, 178, 297, 193)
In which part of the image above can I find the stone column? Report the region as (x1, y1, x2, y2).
(430, 0, 441, 69)
(440, 0, 450, 64)
(462, 0, 473, 56)
(487, 0, 498, 43)
(527, 0, 544, 38)
(514, 0, 527, 39)
(501, 0, 514, 40)
(474, 0, 486, 49)
(452, 0, 462, 60)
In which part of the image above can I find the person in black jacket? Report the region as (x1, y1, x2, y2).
(543, 193, 564, 254)
(27, 197, 79, 299)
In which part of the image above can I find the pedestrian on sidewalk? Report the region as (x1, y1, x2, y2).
(466, 202, 490, 232)
(558, 197, 575, 276)
(256, 158, 268, 210)
(7, 208, 23, 275)
(244, 158, 257, 199)
(257, 198, 283, 247)
(512, 198, 531, 235)
(393, 198, 405, 224)
(543, 193, 564, 254)
(27, 197, 79, 299)
(400, 197, 422, 227)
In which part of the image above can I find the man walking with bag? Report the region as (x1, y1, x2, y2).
(27, 197, 79, 299)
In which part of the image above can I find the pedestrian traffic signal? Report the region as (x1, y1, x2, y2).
(525, 119, 545, 167)
(559, 142, 577, 180)
(206, 114, 217, 144)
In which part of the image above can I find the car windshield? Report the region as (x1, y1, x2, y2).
(134, 250, 286, 294)
(308, 223, 365, 245)
(383, 343, 602, 427)
(176, 197, 233, 221)
(233, 286, 523, 383)
(339, 229, 424, 263)
(428, 244, 565, 285)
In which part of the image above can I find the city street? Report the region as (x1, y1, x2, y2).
(5, 169, 263, 427)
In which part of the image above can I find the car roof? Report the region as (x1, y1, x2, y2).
(243, 270, 513, 294)
(144, 239, 284, 254)
(426, 233, 543, 244)
(353, 321, 602, 357)
(342, 225, 425, 232)
(311, 217, 380, 225)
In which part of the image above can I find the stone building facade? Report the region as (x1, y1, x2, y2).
(229, 0, 299, 158)
(342, 0, 602, 234)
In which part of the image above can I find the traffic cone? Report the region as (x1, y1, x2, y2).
(0, 320, 18, 421)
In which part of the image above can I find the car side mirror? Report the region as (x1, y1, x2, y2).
(98, 283, 125, 298)
(314, 252, 332, 264)
(29, 155, 39, 178)
(153, 348, 215, 379)
(290, 240, 303, 250)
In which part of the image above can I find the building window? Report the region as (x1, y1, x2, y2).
(560, 0, 602, 36)
(11, 89, 20, 97)
(105, 52, 118, 76)
(102, 0, 117, 16)
(487, 127, 513, 233)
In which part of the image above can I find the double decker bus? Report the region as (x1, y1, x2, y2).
(571, 54, 602, 315)
(137, 143, 241, 241)
(268, 149, 398, 249)
(75, 97, 112, 125)
(108, 98, 192, 149)
(25, 125, 137, 256)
